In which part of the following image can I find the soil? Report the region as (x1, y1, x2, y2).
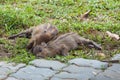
(0, 43, 12, 58)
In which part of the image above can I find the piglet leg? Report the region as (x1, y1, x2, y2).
(78, 37, 102, 50)
(8, 27, 34, 39)
(60, 44, 69, 56)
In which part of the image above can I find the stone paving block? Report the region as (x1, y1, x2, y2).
(101, 64, 120, 80)
(103, 69, 120, 79)
(29, 59, 66, 70)
(68, 58, 108, 69)
(0, 61, 26, 72)
(10, 65, 56, 80)
(6, 77, 18, 80)
(90, 64, 120, 80)
(0, 59, 120, 80)
(63, 65, 102, 74)
(0, 75, 6, 80)
(0, 62, 26, 80)
(51, 77, 62, 80)
(51, 77, 76, 80)
(107, 64, 120, 74)
(111, 54, 120, 60)
(90, 74, 119, 80)
(7, 63, 26, 72)
(0, 67, 10, 75)
(0, 67, 11, 79)
(52, 71, 96, 80)
(0, 61, 7, 66)
(0, 62, 19, 68)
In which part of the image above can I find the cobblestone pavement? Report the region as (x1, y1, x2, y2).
(0, 54, 120, 80)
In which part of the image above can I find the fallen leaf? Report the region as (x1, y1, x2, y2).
(106, 31, 120, 40)
(80, 10, 91, 21)
(95, 53, 106, 58)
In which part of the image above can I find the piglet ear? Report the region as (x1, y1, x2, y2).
(41, 42, 47, 47)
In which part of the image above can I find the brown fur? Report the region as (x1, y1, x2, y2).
(33, 32, 102, 58)
(8, 23, 58, 50)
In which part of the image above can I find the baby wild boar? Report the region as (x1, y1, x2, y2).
(33, 32, 102, 58)
(8, 23, 58, 50)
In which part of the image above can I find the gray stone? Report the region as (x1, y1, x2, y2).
(111, 54, 120, 60)
(10, 65, 56, 80)
(51, 77, 62, 80)
(90, 64, 120, 80)
(0, 61, 7, 66)
(29, 59, 66, 70)
(6, 63, 26, 72)
(68, 58, 108, 69)
(0, 67, 11, 79)
(107, 64, 120, 74)
(0, 62, 26, 80)
(90, 74, 119, 80)
(103, 69, 120, 79)
(53, 71, 96, 80)
(0, 61, 26, 72)
(0, 75, 6, 80)
(63, 65, 102, 75)
(0, 58, 120, 80)
(51, 77, 76, 80)
(101, 64, 120, 79)
(0, 67, 10, 75)
(0, 62, 19, 68)
(6, 77, 18, 80)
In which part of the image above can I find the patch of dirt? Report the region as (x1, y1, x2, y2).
(86, 28, 106, 38)
(0, 43, 12, 58)
(84, 28, 120, 59)
(0, 51, 12, 58)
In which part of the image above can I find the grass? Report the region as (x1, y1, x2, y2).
(0, 0, 120, 64)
